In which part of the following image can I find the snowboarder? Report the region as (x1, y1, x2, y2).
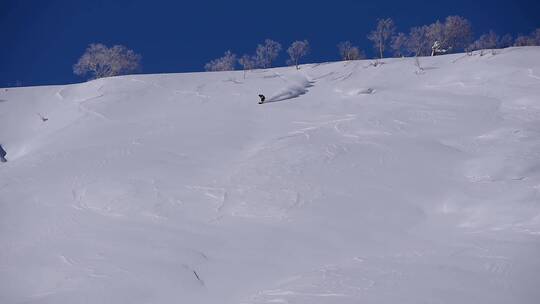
(258, 94, 265, 104)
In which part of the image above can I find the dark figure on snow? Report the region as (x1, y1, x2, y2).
(258, 94, 265, 104)
(0, 144, 7, 162)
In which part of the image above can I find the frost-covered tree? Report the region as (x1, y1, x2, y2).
(426, 21, 446, 48)
(532, 29, 540, 45)
(427, 21, 450, 56)
(391, 32, 408, 57)
(368, 18, 396, 59)
(238, 54, 256, 78)
(482, 31, 499, 49)
(468, 31, 499, 54)
(337, 41, 364, 61)
(514, 34, 531, 46)
(204, 51, 237, 72)
(406, 26, 431, 56)
(426, 16, 472, 55)
(286, 40, 310, 69)
(255, 39, 282, 69)
(73, 43, 141, 79)
(515, 28, 540, 46)
(442, 15, 473, 52)
(498, 34, 514, 48)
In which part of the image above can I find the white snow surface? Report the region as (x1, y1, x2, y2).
(1, 47, 540, 303)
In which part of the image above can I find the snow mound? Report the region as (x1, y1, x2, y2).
(334, 87, 375, 96)
(267, 73, 314, 102)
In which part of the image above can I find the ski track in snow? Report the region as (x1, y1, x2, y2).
(283, 115, 358, 141)
(77, 94, 110, 120)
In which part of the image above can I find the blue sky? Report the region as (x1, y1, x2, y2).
(1, 0, 539, 87)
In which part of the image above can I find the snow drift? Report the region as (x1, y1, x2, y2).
(266, 72, 314, 102)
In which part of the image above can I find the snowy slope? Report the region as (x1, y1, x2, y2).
(1, 47, 540, 304)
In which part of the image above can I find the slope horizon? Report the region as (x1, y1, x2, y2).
(1, 0, 540, 87)
(0, 46, 533, 89)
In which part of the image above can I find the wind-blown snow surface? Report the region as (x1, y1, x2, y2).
(1, 47, 540, 304)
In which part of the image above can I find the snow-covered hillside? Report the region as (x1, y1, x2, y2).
(1, 47, 540, 304)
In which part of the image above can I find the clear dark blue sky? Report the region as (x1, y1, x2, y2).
(1, 0, 539, 87)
